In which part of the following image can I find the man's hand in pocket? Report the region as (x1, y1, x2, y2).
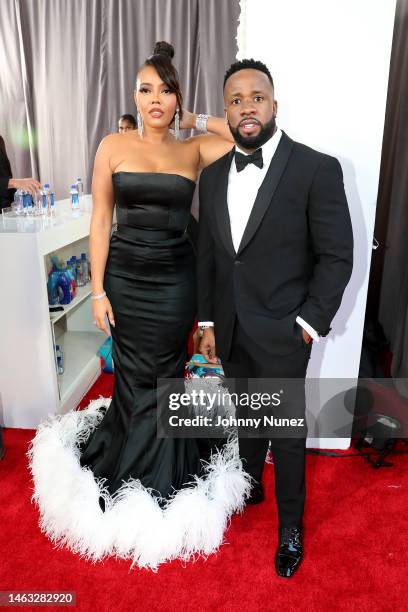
(302, 328, 312, 344)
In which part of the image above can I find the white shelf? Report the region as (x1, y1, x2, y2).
(50, 283, 92, 323)
(58, 330, 106, 402)
(0, 193, 106, 428)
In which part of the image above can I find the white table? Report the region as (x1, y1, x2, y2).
(0, 195, 106, 428)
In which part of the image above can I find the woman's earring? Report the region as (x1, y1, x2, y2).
(137, 110, 144, 138)
(174, 108, 180, 140)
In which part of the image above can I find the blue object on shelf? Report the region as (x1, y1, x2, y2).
(47, 268, 73, 305)
(47, 271, 61, 305)
(98, 336, 114, 373)
(58, 270, 73, 304)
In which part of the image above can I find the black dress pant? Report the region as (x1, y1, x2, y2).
(222, 319, 312, 528)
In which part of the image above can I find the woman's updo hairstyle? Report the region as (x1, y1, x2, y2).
(142, 41, 183, 121)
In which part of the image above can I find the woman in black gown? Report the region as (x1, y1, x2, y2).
(81, 171, 202, 500)
(29, 42, 250, 569)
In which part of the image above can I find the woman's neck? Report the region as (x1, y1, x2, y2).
(142, 126, 174, 145)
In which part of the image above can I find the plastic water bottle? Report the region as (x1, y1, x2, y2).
(40, 188, 48, 215)
(66, 260, 77, 297)
(76, 258, 85, 286)
(43, 183, 55, 214)
(71, 255, 77, 280)
(22, 191, 33, 215)
(75, 178, 83, 199)
(13, 189, 23, 214)
(55, 345, 64, 375)
(70, 184, 79, 210)
(81, 252, 89, 283)
(34, 190, 41, 215)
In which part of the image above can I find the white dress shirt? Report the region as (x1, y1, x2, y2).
(199, 127, 319, 342)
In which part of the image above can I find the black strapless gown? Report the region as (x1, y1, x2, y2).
(79, 172, 202, 499)
(28, 173, 250, 570)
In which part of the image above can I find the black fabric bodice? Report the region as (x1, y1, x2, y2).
(112, 171, 196, 232)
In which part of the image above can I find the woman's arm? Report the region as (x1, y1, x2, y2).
(181, 110, 234, 169)
(180, 108, 235, 168)
(196, 135, 234, 169)
(180, 110, 233, 142)
(90, 136, 116, 335)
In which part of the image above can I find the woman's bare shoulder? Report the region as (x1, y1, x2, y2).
(100, 131, 142, 149)
(96, 132, 141, 169)
(97, 132, 132, 151)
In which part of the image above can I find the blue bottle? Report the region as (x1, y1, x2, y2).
(22, 191, 33, 214)
(13, 189, 23, 214)
(70, 184, 79, 210)
(55, 345, 64, 375)
(75, 178, 83, 198)
(81, 252, 89, 283)
(47, 271, 61, 305)
(43, 183, 55, 214)
(58, 269, 73, 304)
(66, 260, 77, 297)
(40, 188, 48, 214)
(76, 258, 85, 286)
(71, 256, 77, 282)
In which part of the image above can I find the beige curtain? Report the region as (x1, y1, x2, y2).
(0, 0, 240, 199)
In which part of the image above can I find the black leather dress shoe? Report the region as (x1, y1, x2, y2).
(275, 526, 303, 578)
(246, 483, 264, 505)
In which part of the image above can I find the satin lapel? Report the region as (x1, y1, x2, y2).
(213, 147, 236, 257)
(236, 132, 294, 256)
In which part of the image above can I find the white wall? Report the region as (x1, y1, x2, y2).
(238, 0, 396, 447)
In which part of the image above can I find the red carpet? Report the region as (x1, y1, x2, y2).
(1, 373, 407, 612)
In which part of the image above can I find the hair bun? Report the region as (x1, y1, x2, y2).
(153, 41, 174, 59)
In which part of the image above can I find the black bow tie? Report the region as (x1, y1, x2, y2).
(235, 148, 263, 172)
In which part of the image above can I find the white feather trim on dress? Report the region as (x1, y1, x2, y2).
(27, 397, 251, 570)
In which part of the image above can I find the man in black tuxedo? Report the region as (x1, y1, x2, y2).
(0, 135, 41, 210)
(197, 59, 353, 578)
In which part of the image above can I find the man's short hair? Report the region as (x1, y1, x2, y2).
(223, 59, 274, 90)
(119, 114, 137, 128)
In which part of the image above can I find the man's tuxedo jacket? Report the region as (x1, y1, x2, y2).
(197, 131, 354, 359)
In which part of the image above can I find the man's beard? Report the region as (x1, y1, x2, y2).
(229, 114, 276, 150)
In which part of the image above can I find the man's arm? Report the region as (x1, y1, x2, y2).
(298, 155, 354, 336)
(197, 170, 216, 322)
(0, 148, 13, 205)
(197, 170, 218, 362)
(0, 176, 10, 201)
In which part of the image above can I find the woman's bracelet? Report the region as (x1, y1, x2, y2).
(196, 114, 209, 132)
(91, 291, 106, 300)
